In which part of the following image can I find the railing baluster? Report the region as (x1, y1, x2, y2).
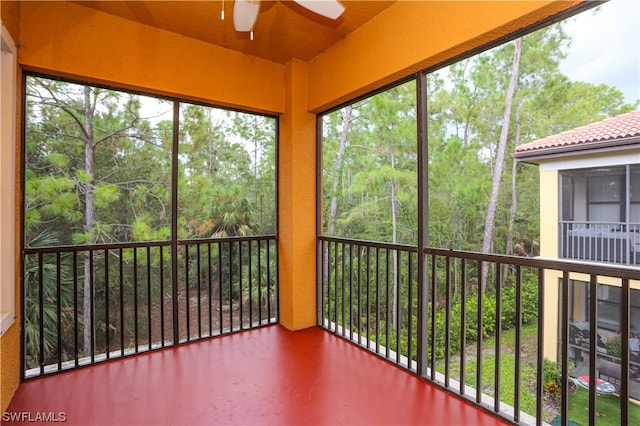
(459, 258, 467, 396)
(476, 260, 483, 405)
(444, 254, 451, 388)
(376, 247, 381, 355)
(185, 244, 191, 340)
(133, 248, 139, 353)
(620, 277, 630, 426)
(334, 241, 339, 333)
(349, 244, 354, 342)
(326, 241, 332, 331)
(228, 242, 233, 332)
(494, 262, 502, 413)
(395, 250, 401, 365)
(238, 241, 243, 330)
(357, 246, 363, 346)
(513, 265, 522, 424)
(340, 242, 345, 336)
(196, 243, 202, 337)
(245, 242, 251, 328)
(145, 246, 151, 348)
(89, 250, 95, 363)
(159, 246, 165, 347)
(560, 271, 570, 426)
(38, 252, 44, 375)
(267, 240, 272, 323)
(105, 249, 110, 359)
(587, 274, 597, 426)
(366, 246, 371, 348)
(56, 252, 62, 370)
(407, 250, 414, 371)
(218, 241, 224, 333)
(535, 267, 544, 426)
(119, 248, 124, 355)
(73, 252, 79, 366)
(385, 248, 391, 358)
(430, 253, 437, 382)
(319, 239, 325, 327)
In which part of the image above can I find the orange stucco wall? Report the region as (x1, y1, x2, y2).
(16, 1, 285, 114)
(278, 59, 318, 330)
(1, 0, 589, 410)
(1, 0, 21, 413)
(1, 324, 20, 411)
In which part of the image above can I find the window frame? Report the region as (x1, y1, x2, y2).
(1, 22, 17, 335)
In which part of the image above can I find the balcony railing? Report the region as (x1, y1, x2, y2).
(318, 235, 639, 426)
(560, 221, 640, 266)
(22, 235, 278, 378)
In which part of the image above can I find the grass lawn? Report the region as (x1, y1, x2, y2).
(438, 324, 544, 419)
(564, 387, 640, 426)
(438, 324, 640, 424)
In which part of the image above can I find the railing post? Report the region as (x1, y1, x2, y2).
(560, 271, 570, 426)
(416, 70, 429, 378)
(620, 277, 630, 426)
(171, 100, 180, 345)
(587, 274, 598, 426)
(535, 268, 544, 426)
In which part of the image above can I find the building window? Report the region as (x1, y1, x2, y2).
(560, 165, 640, 265)
(630, 168, 640, 222)
(561, 174, 574, 221)
(587, 174, 623, 222)
(0, 23, 17, 335)
(569, 280, 640, 335)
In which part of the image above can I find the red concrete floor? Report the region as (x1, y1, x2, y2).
(5, 325, 507, 425)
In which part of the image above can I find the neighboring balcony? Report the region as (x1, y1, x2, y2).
(560, 221, 640, 266)
(559, 164, 640, 267)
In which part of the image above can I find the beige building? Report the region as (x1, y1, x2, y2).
(514, 110, 640, 388)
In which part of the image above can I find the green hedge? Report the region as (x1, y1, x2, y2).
(429, 275, 538, 358)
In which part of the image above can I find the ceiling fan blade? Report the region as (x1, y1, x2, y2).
(234, 0, 261, 32)
(292, 0, 345, 20)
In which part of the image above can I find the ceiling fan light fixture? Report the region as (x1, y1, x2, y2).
(233, 0, 260, 32)
(231, 0, 345, 38)
(292, 0, 345, 20)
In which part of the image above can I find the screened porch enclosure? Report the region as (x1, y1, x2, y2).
(22, 75, 278, 377)
(9, 1, 640, 425)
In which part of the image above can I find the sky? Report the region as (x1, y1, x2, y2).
(559, 0, 640, 106)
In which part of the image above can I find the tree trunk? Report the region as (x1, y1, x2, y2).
(389, 139, 398, 331)
(481, 38, 522, 291)
(325, 106, 352, 324)
(83, 86, 96, 356)
(328, 105, 352, 235)
(503, 113, 522, 280)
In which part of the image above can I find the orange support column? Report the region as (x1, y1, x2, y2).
(278, 59, 317, 331)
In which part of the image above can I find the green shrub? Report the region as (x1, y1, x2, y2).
(430, 276, 539, 359)
(542, 359, 562, 395)
(605, 336, 622, 358)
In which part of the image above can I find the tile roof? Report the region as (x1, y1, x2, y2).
(515, 110, 640, 154)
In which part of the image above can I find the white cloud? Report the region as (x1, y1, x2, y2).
(559, 0, 640, 105)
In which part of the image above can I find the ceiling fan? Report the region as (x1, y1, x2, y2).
(231, 0, 345, 36)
